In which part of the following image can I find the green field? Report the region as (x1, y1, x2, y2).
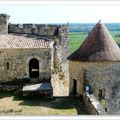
(69, 31, 120, 53)
(68, 32, 87, 53)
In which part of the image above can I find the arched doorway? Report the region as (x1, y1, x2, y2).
(29, 58, 39, 79)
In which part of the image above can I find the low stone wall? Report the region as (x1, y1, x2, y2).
(0, 84, 53, 97)
(0, 84, 22, 93)
(83, 93, 107, 115)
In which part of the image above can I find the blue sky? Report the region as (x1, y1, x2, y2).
(0, 4, 120, 24)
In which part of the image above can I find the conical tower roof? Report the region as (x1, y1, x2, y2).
(68, 22, 120, 61)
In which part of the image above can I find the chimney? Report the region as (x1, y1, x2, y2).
(0, 14, 10, 34)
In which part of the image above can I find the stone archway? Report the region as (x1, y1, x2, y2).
(29, 58, 39, 79)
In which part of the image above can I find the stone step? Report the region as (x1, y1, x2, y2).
(30, 78, 39, 83)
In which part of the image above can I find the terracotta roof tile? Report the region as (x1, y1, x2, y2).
(0, 34, 51, 49)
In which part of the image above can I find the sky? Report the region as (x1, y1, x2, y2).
(0, 3, 120, 24)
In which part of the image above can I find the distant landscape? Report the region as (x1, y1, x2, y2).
(69, 23, 120, 53)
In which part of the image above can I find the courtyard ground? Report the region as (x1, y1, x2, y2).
(0, 90, 89, 115)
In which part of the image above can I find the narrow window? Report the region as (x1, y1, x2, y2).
(102, 89, 105, 99)
(98, 89, 105, 99)
(98, 90, 102, 99)
(7, 62, 9, 70)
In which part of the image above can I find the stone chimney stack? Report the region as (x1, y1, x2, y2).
(0, 14, 10, 34)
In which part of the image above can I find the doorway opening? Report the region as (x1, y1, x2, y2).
(29, 58, 39, 79)
(72, 79, 77, 95)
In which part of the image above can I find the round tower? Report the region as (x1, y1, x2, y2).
(68, 22, 120, 114)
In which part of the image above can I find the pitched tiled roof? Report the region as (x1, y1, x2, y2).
(68, 22, 120, 61)
(0, 34, 51, 49)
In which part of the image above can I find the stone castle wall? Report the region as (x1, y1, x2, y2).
(2, 23, 69, 96)
(0, 48, 51, 82)
(8, 24, 65, 37)
(69, 61, 120, 114)
(8, 23, 69, 63)
(0, 13, 69, 96)
(51, 25, 69, 96)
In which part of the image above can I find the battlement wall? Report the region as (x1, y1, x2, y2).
(8, 24, 68, 37)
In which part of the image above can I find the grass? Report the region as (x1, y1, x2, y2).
(68, 32, 87, 53)
(110, 31, 120, 45)
(0, 90, 89, 115)
(68, 31, 120, 53)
